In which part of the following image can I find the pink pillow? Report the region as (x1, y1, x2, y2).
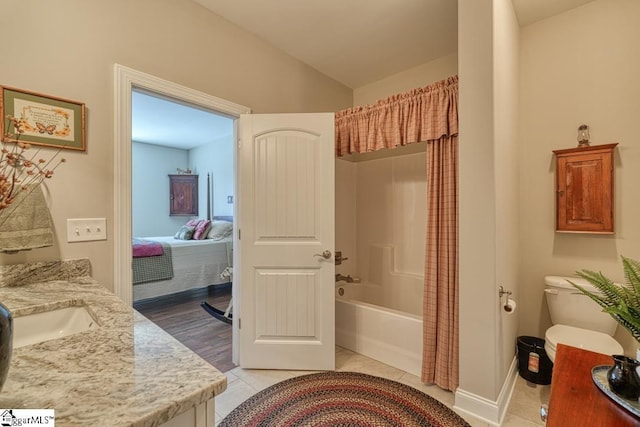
(193, 219, 212, 240)
(186, 219, 200, 227)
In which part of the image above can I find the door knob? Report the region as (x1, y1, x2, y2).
(314, 250, 332, 259)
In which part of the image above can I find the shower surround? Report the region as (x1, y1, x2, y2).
(335, 149, 427, 376)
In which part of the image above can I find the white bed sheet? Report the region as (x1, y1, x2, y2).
(133, 236, 232, 301)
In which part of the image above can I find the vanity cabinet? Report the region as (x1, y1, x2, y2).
(160, 399, 215, 427)
(169, 174, 198, 216)
(553, 143, 617, 233)
(0, 260, 227, 426)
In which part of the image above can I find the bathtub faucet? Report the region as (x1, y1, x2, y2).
(336, 273, 359, 283)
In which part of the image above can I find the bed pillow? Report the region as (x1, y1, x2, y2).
(193, 219, 212, 240)
(174, 225, 196, 240)
(185, 219, 200, 227)
(207, 220, 233, 240)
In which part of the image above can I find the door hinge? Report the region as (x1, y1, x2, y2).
(238, 228, 241, 240)
(238, 318, 241, 329)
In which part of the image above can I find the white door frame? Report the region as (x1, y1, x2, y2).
(113, 65, 250, 359)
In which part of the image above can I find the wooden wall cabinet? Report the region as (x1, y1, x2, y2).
(169, 174, 198, 216)
(553, 143, 617, 234)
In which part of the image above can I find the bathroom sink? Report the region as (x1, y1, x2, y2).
(13, 305, 99, 348)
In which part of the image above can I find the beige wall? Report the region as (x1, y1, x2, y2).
(0, 0, 352, 290)
(493, 0, 520, 395)
(353, 52, 458, 106)
(458, 0, 519, 418)
(458, 0, 500, 402)
(518, 0, 640, 355)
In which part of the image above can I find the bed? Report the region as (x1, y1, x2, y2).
(132, 234, 232, 301)
(132, 172, 234, 302)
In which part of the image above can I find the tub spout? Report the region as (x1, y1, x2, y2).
(335, 273, 354, 283)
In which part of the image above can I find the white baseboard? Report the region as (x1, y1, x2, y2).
(453, 356, 518, 426)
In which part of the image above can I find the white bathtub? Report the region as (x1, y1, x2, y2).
(335, 273, 424, 377)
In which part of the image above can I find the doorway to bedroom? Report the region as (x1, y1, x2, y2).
(130, 88, 236, 372)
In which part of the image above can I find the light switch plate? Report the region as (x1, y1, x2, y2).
(67, 218, 107, 242)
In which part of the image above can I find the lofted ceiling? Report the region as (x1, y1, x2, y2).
(194, 0, 595, 89)
(511, 0, 595, 26)
(134, 0, 595, 149)
(194, 0, 458, 89)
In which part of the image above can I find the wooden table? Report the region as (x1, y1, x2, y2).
(547, 344, 640, 426)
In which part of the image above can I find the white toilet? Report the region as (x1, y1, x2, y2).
(544, 275, 623, 363)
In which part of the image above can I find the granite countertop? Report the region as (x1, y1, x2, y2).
(0, 259, 227, 426)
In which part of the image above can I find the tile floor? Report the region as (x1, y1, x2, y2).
(214, 346, 549, 426)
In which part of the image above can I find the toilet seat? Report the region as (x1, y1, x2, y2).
(544, 324, 623, 363)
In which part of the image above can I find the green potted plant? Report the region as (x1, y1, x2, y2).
(569, 256, 640, 345)
(570, 256, 640, 399)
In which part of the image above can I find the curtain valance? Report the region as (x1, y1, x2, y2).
(335, 75, 458, 156)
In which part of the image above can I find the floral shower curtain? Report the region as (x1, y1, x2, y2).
(335, 75, 459, 390)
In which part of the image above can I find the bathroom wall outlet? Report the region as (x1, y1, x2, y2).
(67, 218, 107, 242)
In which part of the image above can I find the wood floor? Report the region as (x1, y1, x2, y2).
(134, 284, 235, 372)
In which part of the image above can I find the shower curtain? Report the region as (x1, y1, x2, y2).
(335, 75, 459, 391)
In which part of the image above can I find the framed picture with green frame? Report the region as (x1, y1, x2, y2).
(1, 85, 86, 151)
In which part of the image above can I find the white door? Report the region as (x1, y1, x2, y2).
(237, 113, 335, 370)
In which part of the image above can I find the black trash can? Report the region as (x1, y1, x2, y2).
(517, 336, 553, 385)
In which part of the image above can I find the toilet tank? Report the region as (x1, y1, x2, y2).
(544, 275, 618, 336)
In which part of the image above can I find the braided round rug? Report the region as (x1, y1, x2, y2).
(219, 371, 471, 426)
